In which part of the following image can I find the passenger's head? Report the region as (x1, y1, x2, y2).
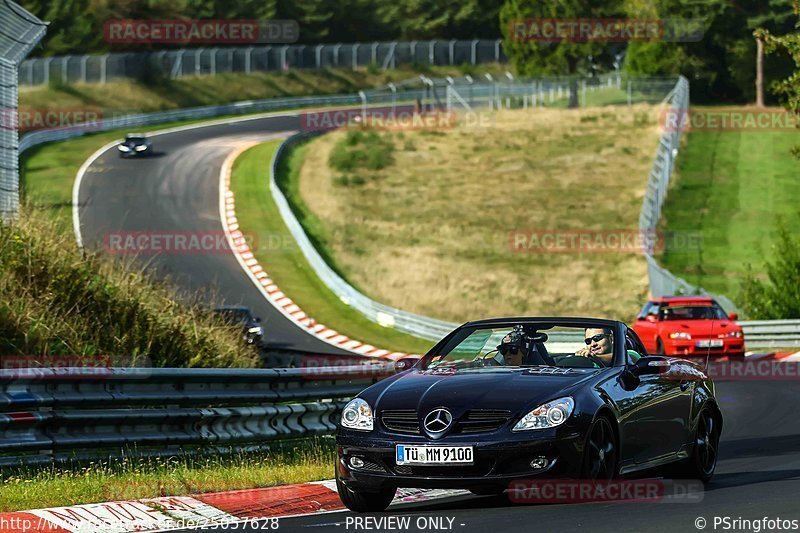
(584, 327, 613, 356)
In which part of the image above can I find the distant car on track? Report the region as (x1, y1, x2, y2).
(213, 305, 263, 345)
(118, 134, 153, 157)
(336, 317, 722, 512)
(633, 296, 744, 359)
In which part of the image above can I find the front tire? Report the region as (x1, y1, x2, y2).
(581, 416, 618, 480)
(683, 408, 720, 483)
(336, 478, 395, 512)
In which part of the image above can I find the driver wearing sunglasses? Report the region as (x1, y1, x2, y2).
(575, 327, 614, 366)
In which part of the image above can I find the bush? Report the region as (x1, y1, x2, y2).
(739, 219, 800, 319)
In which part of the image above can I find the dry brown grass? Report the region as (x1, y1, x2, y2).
(296, 105, 662, 323)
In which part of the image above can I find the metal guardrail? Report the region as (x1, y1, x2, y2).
(18, 39, 506, 86)
(0, 364, 395, 466)
(739, 320, 800, 349)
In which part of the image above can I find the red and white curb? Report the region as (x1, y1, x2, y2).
(218, 140, 414, 362)
(0, 481, 466, 532)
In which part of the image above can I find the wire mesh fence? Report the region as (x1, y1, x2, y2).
(18, 39, 506, 87)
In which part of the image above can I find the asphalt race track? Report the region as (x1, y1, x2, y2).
(77, 113, 353, 355)
(171, 379, 800, 533)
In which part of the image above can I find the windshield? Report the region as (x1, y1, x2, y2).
(125, 136, 146, 142)
(424, 323, 616, 370)
(215, 309, 251, 324)
(660, 305, 727, 321)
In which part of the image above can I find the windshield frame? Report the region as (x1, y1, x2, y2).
(420, 318, 625, 369)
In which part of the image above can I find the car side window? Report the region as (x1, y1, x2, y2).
(638, 301, 659, 320)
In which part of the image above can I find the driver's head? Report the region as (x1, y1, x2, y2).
(500, 332, 525, 366)
(584, 327, 613, 357)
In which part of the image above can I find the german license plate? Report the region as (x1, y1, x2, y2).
(395, 445, 473, 465)
(696, 339, 723, 348)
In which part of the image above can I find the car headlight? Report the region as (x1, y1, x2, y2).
(719, 331, 743, 338)
(340, 398, 373, 431)
(512, 397, 574, 431)
(669, 332, 692, 340)
(118, 145, 130, 151)
(247, 326, 262, 334)
(135, 145, 147, 151)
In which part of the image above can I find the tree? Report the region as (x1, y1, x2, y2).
(740, 219, 800, 319)
(756, 9, 800, 157)
(500, 0, 624, 107)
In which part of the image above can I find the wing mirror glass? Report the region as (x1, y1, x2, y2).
(645, 314, 658, 323)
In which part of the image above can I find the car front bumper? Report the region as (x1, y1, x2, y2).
(336, 430, 584, 492)
(664, 338, 744, 357)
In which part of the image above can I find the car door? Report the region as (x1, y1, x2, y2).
(610, 329, 692, 467)
(633, 301, 660, 353)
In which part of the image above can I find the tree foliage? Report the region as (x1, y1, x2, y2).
(740, 220, 800, 319)
(756, 8, 800, 157)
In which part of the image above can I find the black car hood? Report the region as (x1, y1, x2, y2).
(363, 367, 600, 419)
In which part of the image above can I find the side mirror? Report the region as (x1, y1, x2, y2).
(728, 313, 738, 321)
(630, 355, 670, 377)
(394, 358, 417, 372)
(645, 314, 658, 323)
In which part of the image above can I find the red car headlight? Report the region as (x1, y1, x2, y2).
(669, 332, 692, 340)
(718, 331, 743, 339)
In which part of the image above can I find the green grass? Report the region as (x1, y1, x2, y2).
(0, 209, 258, 366)
(229, 141, 434, 354)
(658, 106, 800, 302)
(0, 440, 334, 512)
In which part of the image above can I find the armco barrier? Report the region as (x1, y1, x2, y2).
(0, 364, 394, 466)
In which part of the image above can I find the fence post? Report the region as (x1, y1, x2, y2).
(315, 44, 323, 68)
(449, 39, 456, 65)
(428, 41, 435, 65)
(410, 41, 417, 63)
(371, 42, 379, 65)
(495, 39, 501, 62)
(627, 80, 632, 106)
(80, 55, 88, 83)
(281, 46, 289, 70)
(61, 56, 69, 84)
(194, 48, 203, 75)
(245, 47, 253, 74)
(209, 48, 217, 76)
(352, 43, 359, 69)
(471, 39, 478, 64)
(333, 43, 342, 67)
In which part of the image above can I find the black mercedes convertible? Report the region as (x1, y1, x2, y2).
(335, 317, 722, 512)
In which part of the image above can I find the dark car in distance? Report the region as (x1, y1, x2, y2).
(118, 134, 153, 157)
(336, 317, 722, 512)
(213, 306, 263, 345)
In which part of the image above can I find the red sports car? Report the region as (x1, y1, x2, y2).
(633, 296, 744, 359)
